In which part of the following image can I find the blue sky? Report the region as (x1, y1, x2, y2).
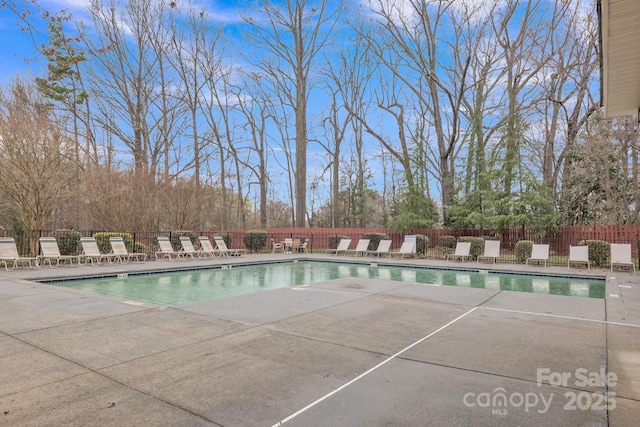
(0, 0, 598, 216)
(0, 0, 245, 84)
(1, 1, 94, 84)
(0, 0, 368, 207)
(1, 4, 44, 84)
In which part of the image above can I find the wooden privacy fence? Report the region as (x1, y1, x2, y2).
(4, 225, 640, 266)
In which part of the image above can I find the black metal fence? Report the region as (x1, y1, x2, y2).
(1, 229, 638, 268)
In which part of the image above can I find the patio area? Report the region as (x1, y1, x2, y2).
(1, 253, 639, 426)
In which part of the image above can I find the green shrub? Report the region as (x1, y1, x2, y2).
(415, 234, 429, 255)
(439, 235, 457, 249)
(515, 240, 534, 263)
(170, 231, 194, 251)
(134, 241, 147, 254)
(56, 230, 81, 255)
(216, 232, 232, 248)
(11, 221, 28, 254)
(459, 236, 485, 260)
(91, 232, 141, 254)
(244, 230, 268, 252)
(328, 234, 349, 249)
(579, 239, 610, 267)
(363, 233, 387, 251)
(92, 232, 113, 253)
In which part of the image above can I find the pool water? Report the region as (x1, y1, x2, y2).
(46, 261, 605, 305)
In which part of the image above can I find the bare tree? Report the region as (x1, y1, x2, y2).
(319, 27, 375, 228)
(357, 0, 470, 224)
(147, 2, 188, 183)
(84, 167, 160, 230)
(236, 71, 274, 227)
(199, 43, 245, 229)
(242, 0, 340, 227)
(561, 114, 635, 225)
(455, 2, 505, 198)
(0, 79, 80, 233)
(456, 0, 549, 224)
(167, 2, 210, 188)
(539, 2, 600, 198)
(160, 177, 205, 230)
(492, 1, 551, 196)
(85, 0, 168, 175)
(319, 86, 350, 228)
(266, 86, 297, 227)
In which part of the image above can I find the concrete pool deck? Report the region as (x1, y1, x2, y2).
(1, 254, 639, 426)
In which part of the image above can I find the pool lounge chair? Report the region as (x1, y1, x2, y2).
(526, 244, 549, 267)
(366, 239, 392, 258)
(390, 241, 416, 260)
(178, 236, 199, 260)
(214, 236, 246, 257)
(80, 237, 114, 265)
(478, 240, 500, 264)
(447, 242, 471, 262)
(156, 236, 182, 261)
(610, 243, 635, 273)
(109, 237, 147, 263)
(345, 239, 370, 257)
(198, 236, 219, 258)
(568, 245, 590, 270)
(38, 237, 80, 268)
(326, 238, 352, 255)
(0, 237, 39, 271)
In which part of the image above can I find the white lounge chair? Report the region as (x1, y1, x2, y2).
(178, 236, 199, 260)
(326, 238, 352, 255)
(214, 236, 246, 257)
(156, 236, 182, 261)
(610, 243, 635, 273)
(447, 242, 471, 262)
(80, 237, 114, 265)
(526, 244, 549, 267)
(38, 237, 79, 268)
(478, 240, 500, 264)
(0, 237, 38, 271)
(109, 237, 146, 263)
(198, 236, 219, 258)
(345, 239, 370, 257)
(568, 245, 590, 270)
(366, 239, 392, 258)
(390, 241, 416, 260)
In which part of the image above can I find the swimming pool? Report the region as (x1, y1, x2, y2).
(41, 261, 605, 305)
